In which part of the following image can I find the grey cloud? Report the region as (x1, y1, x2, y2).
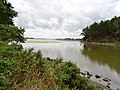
(85, 2, 117, 21)
(9, 0, 120, 38)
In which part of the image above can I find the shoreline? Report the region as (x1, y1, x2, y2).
(47, 58, 113, 90)
(89, 80, 112, 90)
(84, 41, 120, 47)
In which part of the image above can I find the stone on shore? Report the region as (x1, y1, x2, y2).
(103, 77, 111, 82)
(95, 74, 101, 79)
(80, 72, 86, 76)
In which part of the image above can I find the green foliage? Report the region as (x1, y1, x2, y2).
(0, 42, 44, 89)
(57, 61, 95, 90)
(0, 0, 17, 25)
(0, 0, 25, 43)
(0, 0, 96, 89)
(81, 16, 120, 42)
(0, 24, 25, 43)
(0, 42, 96, 90)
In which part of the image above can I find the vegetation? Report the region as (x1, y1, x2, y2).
(81, 16, 120, 42)
(0, 0, 97, 90)
(0, 42, 96, 90)
(0, 0, 25, 43)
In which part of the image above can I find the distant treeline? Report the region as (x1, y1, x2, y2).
(56, 38, 81, 40)
(81, 16, 120, 42)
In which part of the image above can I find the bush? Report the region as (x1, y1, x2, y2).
(56, 61, 95, 90)
(0, 42, 96, 90)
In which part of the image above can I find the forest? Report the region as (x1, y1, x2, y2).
(81, 16, 120, 42)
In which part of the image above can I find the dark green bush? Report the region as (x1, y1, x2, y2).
(57, 61, 95, 90)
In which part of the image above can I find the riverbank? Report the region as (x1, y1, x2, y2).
(26, 39, 80, 43)
(84, 42, 120, 47)
(0, 42, 96, 90)
(0, 41, 113, 90)
(47, 58, 114, 90)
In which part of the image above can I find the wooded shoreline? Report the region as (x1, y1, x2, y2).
(83, 41, 120, 47)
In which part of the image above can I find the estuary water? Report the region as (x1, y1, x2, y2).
(22, 39, 120, 90)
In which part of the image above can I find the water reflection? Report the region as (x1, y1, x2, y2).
(82, 44, 120, 73)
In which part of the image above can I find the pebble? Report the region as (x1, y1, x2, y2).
(107, 83, 110, 85)
(85, 71, 92, 77)
(103, 77, 111, 82)
(106, 85, 110, 88)
(80, 72, 86, 76)
(95, 74, 101, 79)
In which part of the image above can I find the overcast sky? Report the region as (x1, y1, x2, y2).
(8, 0, 120, 38)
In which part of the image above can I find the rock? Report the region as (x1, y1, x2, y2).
(87, 76, 91, 78)
(86, 72, 92, 77)
(106, 85, 110, 88)
(80, 72, 86, 76)
(84, 71, 92, 78)
(107, 83, 110, 85)
(103, 77, 111, 82)
(95, 75, 101, 79)
(46, 57, 52, 61)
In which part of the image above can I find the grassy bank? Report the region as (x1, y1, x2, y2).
(0, 41, 96, 90)
(84, 42, 120, 47)
(26, 39, 61, 43)
(26, 39, 80, 43)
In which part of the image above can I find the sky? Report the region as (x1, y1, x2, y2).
(8, 0, 120, 39)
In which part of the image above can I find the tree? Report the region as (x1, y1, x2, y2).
(0, 0, 25, 43)
(0, 24, 25, 43)
(81, 16, 120, 42)
(0, 0, 18, 25)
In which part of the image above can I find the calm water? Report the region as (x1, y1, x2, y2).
(22, 40, 120, 89)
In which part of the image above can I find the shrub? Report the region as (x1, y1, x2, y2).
(0, 42, 96, 90)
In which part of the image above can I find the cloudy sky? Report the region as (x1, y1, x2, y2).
(8, 0, 120, 38)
